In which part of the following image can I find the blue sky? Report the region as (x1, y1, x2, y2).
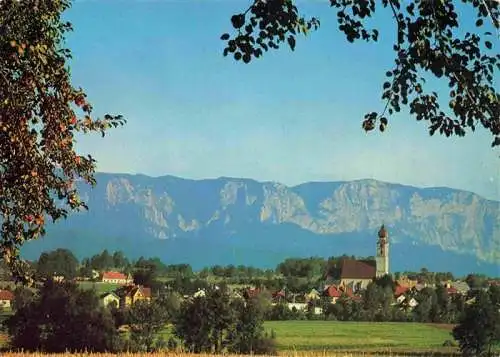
(66, 0, 499, 201)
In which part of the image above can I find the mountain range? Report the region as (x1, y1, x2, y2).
(21, 173, 500, 277)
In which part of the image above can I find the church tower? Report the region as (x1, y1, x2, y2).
(375, 224, 389, 277)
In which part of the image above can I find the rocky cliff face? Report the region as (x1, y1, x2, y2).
(65, 173, 499, 265)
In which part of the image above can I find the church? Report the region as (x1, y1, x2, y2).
(338, 224, 390, 291)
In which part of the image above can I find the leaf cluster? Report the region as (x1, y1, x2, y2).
(222, 0, 500, 147)
(0, 0, 125, 281)
(221, 0, 320, 63)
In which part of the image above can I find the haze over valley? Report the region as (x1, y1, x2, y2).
(22, 173, 500, 277)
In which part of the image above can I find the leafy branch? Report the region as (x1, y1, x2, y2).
(222, 0, 500, 148)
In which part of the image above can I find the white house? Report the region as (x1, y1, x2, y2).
(101, 271, 133, 285)
(100, 292, 120, 308)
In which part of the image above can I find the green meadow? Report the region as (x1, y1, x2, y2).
(157, 321, 459, 354)
(77, 281, 121, 295)
(263, 321, 458, 353)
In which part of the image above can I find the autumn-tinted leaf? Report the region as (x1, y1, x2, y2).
(0, 0, 124, 279)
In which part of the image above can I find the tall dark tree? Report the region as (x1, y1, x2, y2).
(174, 286, 236, 354)
(174, 287, 275, 355)
(11, 285, 35, 311)
(228, 296, 277, 355)
(362, 282, 384, 320)
(7, 280, 122, 352)
(112, 251, 129, 270)
(78, 257, 93, 279)
(434, 284, 452, 323)
(0, 0, 124, 280)
(127, 299, 170, 352)
(465, 273, 489, 289)
(374, 274, 396, 292)
(36, 248, 78, 280)
(453, 288, 500, 357)
(222, 0, 499, 147)
(90, 250, 114, 271)
(412, 287, 436, 322)
(165, 264, 193, 278)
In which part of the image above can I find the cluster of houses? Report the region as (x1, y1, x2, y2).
(0, 270, 151, 311)
(98, 271, 151, 309)
(184, 223, 478, 315)
(0, 272, 495, 316)
(197, 273, 479, 316)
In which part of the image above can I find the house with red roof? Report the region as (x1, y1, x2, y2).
(323, 284, 361, 304)
(394, 284, 410, 297)
(0, 289, 14, 309)
(324, 285, 342, 304)
(101, 271, 133, 285)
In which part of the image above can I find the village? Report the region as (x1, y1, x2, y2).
(0, 227, 498, 355)
(0, 225, 495, 320)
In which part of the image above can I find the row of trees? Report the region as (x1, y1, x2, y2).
(31, 249, 192, 282)
(21, 248, 496, 301)
(4, 278, 499, 356)
(32, 248, 489, 285)
(5, 281, 276, 354)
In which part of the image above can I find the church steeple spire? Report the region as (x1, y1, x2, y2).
(378, 224, 387, 240)
(376, 224, 389, 277)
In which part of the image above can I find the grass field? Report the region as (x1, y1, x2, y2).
(155, 321, 457, 354)
(77, 281, 121, 295)
(263, 321, 457, 353)
(5, 320, 493, 355)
